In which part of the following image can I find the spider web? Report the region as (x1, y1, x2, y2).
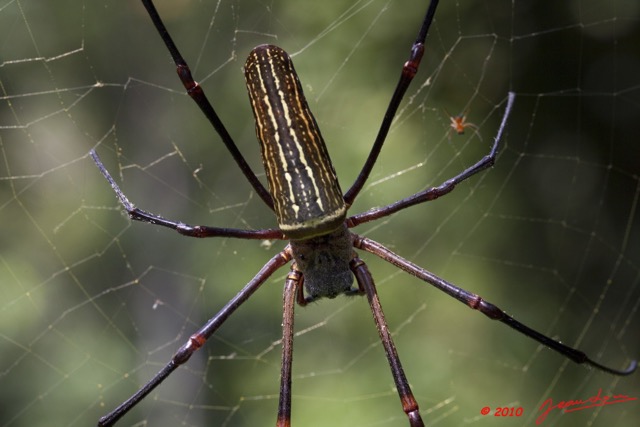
(1, 0, 639, 426)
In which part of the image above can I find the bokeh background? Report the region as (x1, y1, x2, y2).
(1, 1, 639, 426)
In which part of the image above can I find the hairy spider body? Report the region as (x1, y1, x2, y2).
(446, 110, 482, 141)
(290, 224, 356, 301)
(90, 1, 636, 426)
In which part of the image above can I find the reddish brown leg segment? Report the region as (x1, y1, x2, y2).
(277, 267, 302, 427)
(350, 257, 424, 427)
(98, 249, 293, 427)
(354, 235, 636, 376)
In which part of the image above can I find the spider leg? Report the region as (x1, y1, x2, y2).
(277, 267, 302, 427)
(344, 0, 440, 205)
(354, 235, 638, 376)
(461, 122, 483, 142)
(139, 0, 273, 209)
(98, 248, 293, 427)
(347, 92, 514, 227)
(350, 256, 425, 427)
(90, 150, 285, 240)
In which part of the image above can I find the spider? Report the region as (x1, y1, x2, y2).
(446, 109, 482, 141)
(90, 0, 636, 426)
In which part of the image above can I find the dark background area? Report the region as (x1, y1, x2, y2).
(1, 1, 638, 426)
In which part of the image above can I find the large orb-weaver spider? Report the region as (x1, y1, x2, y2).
(90, 0, 636, 426)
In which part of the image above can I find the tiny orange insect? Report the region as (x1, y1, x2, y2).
(446, 109, 482, 141)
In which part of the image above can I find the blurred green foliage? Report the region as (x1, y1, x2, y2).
(1, 1, 638, 426)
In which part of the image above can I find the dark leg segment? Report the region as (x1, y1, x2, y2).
(98, 249, 293, 427)
(90, 150, 285, 240)
(140, 0, 273, 209)
(350, 257, 425, 427)
(354, 235, 637, 376)
(348, 92, 515, 227)
(344, 0, 440, 205)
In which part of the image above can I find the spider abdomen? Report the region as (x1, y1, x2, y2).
(245, 45, 346, 240)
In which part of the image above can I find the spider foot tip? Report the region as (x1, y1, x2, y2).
(590, 358, 638, 376)
(623, 359, 638, 375)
